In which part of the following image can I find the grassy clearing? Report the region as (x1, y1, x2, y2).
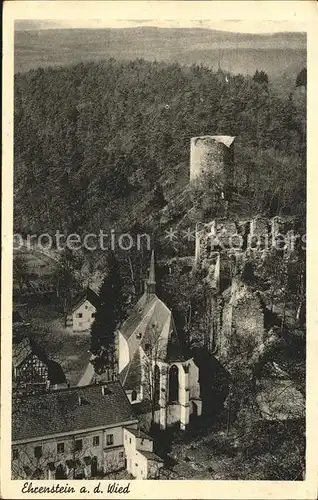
(23, 302, 91, 386)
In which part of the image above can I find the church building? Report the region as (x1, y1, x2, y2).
(116, 251, 202, 430)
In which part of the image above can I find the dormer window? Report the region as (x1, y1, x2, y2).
(136, 332, 142, 340)
(101, 386, 112, 396)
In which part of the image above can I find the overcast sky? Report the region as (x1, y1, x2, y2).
(15, 19, 307, 34)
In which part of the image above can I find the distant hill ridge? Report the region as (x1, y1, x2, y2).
(14, 27, 306, 75)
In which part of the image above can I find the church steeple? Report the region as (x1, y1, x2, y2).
(146, 250, 156, 295)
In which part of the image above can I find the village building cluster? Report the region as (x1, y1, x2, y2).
(12, 134, 305, 480)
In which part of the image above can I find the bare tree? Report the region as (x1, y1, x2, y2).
(12, 437, 99, 480)
(141, 325, 168, 427)
(52, 250, 83, 326)
(13, 254, 30, 294)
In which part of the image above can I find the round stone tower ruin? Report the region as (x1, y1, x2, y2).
(190, 135, 236, 193)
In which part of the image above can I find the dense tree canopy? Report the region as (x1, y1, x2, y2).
(14, 59, 306, 239)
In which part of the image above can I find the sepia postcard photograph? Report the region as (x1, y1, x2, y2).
(1, 1, 318, 499)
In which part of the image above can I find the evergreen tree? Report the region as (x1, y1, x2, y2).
(295, 68, 307, 88)
(90, 252, 125, 373)
(253, 70, 269, 85)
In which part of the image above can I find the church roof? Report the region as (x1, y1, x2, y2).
(118, 251, 185, 390)
(120, 293, 184, 358)
(119, 349, 142, 390)
(118, 292, 185, 390)
(120, 293, 158, 341)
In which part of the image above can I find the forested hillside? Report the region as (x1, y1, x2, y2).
(14, 59, 306, 238)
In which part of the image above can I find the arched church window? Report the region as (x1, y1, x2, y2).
(168, 365, 179, 402)
(154, 364, 160, 405)
(131, 390, 137, 402)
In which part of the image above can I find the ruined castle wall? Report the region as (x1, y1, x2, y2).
(218, 286, 265, 364)
(232, 296, 265, 345)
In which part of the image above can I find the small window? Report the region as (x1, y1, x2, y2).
(145, 343, 150, 351)
(136, 332, 142, 339)
(57, 442, 64, 454)
(119, 451, 124, 458)
(13, 448, 19, 460)
(75, 439, 83, 451)
(91, 313, 95, 318)
(106, 434, 114, 446)
(93, 436, 99, 446)
(129, 438, 132, 444)
(131, 390, 137, 401)
(135, 462, 138, 467)
(34, 446, 42, 459)
(76, 313, 83, 318)
(85, 305, 88, 309)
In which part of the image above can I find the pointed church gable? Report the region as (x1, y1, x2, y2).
(140, 301, 171, 356)
(140, 301, 185, 363)
(166, 316, 185, 363)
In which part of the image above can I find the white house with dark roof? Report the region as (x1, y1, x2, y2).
(116, 251, 202, 431)
(12, 380, 162, 480)
(123, 427, 163, 479)
(67, 287, 100, 332)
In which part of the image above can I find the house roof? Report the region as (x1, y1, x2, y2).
(12, 381, 137, 442)
(125, 427, 153, 440)
(12, 337, 33, 368)
(138, 450, 163, 462)
(71, 287, 100, 313)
